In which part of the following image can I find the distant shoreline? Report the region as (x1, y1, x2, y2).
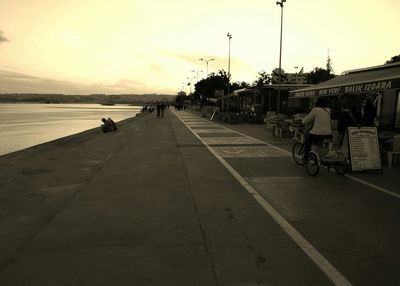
(0, 93, 175, 105)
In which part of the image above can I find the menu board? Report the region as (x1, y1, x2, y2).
(348, 127, 382, 171)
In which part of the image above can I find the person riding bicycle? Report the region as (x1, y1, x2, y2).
(302, 97, 332, 158)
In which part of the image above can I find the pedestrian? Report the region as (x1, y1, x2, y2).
(350, 105, 362, 126)
(302, 97, 332, 158)
(362, 98, 377, 126)
(160, 102, 165, 118)
(337, 106, 355, 146)
(156, 102, 161, 118)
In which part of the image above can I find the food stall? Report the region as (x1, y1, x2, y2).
(289, 62, 400, 166)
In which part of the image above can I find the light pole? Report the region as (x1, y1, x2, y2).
(186, 77, 195, 95)
(199, 58, 214, 77)
(276, 0, 286, 114)
(225, 32, 232, 112)
(191, 69, 203, 82)
(227, 32, 232, 78)
(181, 82, 186, 94)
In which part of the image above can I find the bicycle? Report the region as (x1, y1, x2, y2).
(305, 138, 348, 176)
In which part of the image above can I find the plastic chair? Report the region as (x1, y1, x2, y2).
(388, 135, 400, 167)
(278, 121, 292, 138)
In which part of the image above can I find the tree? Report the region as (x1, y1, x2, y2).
(385, 54, 400, 64)
(231, 81, 250, 91)
(252, 71, 271, 87)
(175, 91, 186, 106)
(271, 68, 288, 84)
(307, 67, 335, 84)
(194, 69, 238, 100)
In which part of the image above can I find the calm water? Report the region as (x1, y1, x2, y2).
(0, 103, 141, 155)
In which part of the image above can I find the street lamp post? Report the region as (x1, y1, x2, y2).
(186, 77, 196, 95)
(276, 0, 286, 114)
(225, 32, 232, 112)
(227, 32, 232, 77)
(199, 58, 214, 77)
(191, 69, 203, 82)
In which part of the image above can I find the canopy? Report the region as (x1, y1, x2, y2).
(290, 62, 400, 98)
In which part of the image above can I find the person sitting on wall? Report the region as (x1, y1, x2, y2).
(101, 117, 118, 133)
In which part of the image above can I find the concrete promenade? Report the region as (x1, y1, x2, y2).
(0, 108, 399, 285)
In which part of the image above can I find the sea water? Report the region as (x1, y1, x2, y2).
(0, 103, 141, 155)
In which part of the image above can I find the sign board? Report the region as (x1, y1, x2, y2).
(214, 89, 224, 97)
(293, 78, 400, 98)
(347, 127, 382, 171)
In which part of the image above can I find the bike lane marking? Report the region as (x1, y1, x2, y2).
(175, 111, 352, 286)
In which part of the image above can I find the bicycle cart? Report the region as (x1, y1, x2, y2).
(291, 125, 348, 176)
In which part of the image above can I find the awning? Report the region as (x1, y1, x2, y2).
(290, 62, 400, 98)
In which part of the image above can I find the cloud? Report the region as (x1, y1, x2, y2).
(0, 30, 9, 43)
(0, 69, 88, 94)
(0, 69, 174, 95)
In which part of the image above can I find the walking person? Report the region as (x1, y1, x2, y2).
(337, 106, 355, 146)
(160, 102, 165, 118)
(156, 102, 161, 118)
(362, 98, 377, 126)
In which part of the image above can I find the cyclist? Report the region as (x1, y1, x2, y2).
(302, 97, 332, 158)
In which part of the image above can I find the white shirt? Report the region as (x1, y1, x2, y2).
(302, 107, 332, 135)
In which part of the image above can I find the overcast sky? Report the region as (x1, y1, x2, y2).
(0, 0, 399, 95)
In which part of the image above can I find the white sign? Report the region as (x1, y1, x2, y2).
(214, 89, 224, 97)
(348, 127, 382, 171)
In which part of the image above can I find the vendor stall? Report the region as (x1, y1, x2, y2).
(289, 62, 400, 131)
(289, 62, 400, 167)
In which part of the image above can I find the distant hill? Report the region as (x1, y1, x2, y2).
(0, 93, 175, 104)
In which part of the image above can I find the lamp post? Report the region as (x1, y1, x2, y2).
(276, 0, 286, 114)
(186, 77, 195, 95)
(225, 32, 232, 112)
(181, 82, 186, 94)
(191, 69, 203, 82)
(199, 58, 214, 77)
(227, 32, 232, 78)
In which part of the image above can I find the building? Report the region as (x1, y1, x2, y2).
(220, 84, 311, 122)
(286, 72, 309, 84)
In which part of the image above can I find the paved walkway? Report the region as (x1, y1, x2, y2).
(0, 109, 399, 285)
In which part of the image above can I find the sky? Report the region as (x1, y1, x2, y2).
(0, 0, 399, 95)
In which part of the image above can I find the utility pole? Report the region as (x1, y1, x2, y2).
(276, 0, 286, 114)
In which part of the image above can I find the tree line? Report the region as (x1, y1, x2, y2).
(180, 54, 400, 103)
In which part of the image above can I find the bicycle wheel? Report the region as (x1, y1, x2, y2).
(334, 151, 348, 175)
(306, 152, 319, 176)
(292, 142, 305, 165)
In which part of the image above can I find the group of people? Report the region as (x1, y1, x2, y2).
(301, 97, 377, 158)
(336, 98, 377, 144)
(101, 117, 118, 133)
(156, 102, 167, 118)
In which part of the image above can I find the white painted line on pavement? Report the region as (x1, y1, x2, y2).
(344, 174, 400, 199)
(174, 111, 353, 286)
